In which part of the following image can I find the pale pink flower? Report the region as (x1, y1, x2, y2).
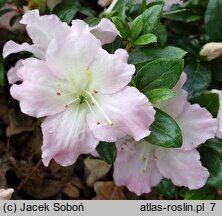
(200, 42, 222, 61)
(0, 188, 14, 200)
(3, 10, 120, 60)
(113, 73, 217, 195)
(4, 14, 155, 166)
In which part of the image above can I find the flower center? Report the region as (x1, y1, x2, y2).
(56, 69, 113, 126)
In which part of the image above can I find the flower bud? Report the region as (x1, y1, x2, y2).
(200, 42, 222, 61)
(98, 0, 112, 7)
(0, 189, 14, 200)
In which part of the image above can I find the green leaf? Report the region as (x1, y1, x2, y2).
(145, 88, 176, 104)
(152, 23, 167, 46)
(10, 15, 20, 27)
(193, 93, 219, 118)
(205, 0, 222, 41)
(155, 179, 176, 199)
(84, 17, 101, 26)
(134, 33, 157, 45)
(0, 0, 7, 8)
(96, 142, 117, 165)
(130, 15, 144, 40)
(134, 58, 183, 92)
(129, 46, 186, 65)
(53, 0, 80, 24)
(112, 0, 134, 18)
(145, 108, 183, 148)
(141, 4, 163, 34)
(205, 138, 222, 157)
(0, 8, 13, 17)
(199, 146, 222, 188)
(111, 16, 130, 40)
(78, 7, 96, 17)
(179, 187, 215, 200)
(183, 59, 212, 100)
(0, 57, 5, 87)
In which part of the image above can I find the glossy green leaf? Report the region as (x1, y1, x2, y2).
(199, 146, 222, 188)
(145, 108, 183, 148)
(10, 14, 20, 27)
(84, 17, 101, 26)
(179, 187, 215, 200)
(53, 0, 80, 24)
(152, 23, 167, 46)
(96, 142, 117, 165)
(141, 4, 163, 34)
(112, 0, 134, 18)
(205, 138, 222, 157)
(111, 16, 130, 40)
(205, 0, 222, 41)
(129, 46, 186, 65)
(183, 59, 212, 100)
(134, 58, 183, 92)
(78, 7, 96, 17)
(145, 88, 176, 104)
(193, 93, 219, 118)
(155, 179, 176, 199)
(134, 33, 157, 45)
(131, 15, 144, 40)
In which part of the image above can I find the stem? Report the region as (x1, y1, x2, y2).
(125, 42, 132, 53)
(106, 0, 119, 13)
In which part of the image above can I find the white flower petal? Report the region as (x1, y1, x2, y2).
(87, 87, 155, 142)
(90, 48, 135, 94)
(3, 40, 44, 59)
(10, 58, 69, 117)
(156, 147, 209, 189)
(113, 138, 163, 195)
(177, 102, 218, 150)
(41, 106, 99, 166)
(90, 18, 120, 45)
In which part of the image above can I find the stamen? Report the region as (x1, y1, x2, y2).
(142, 144, 151, 173)
(84, 90, 113, 126)
(93, 90, 98, 94)
(97, 121, 100, 125)
(64, 98, 80, 108)
(56, 92, 61, 96)
(84, 99, 99, 124)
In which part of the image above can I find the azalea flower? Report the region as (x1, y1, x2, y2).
(3, 10, 120, 60)
(0, 188, 14, 200)
(113, 73, 218, 195)
(4, 9, 120, 85)
(4, 11, 155, 167)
